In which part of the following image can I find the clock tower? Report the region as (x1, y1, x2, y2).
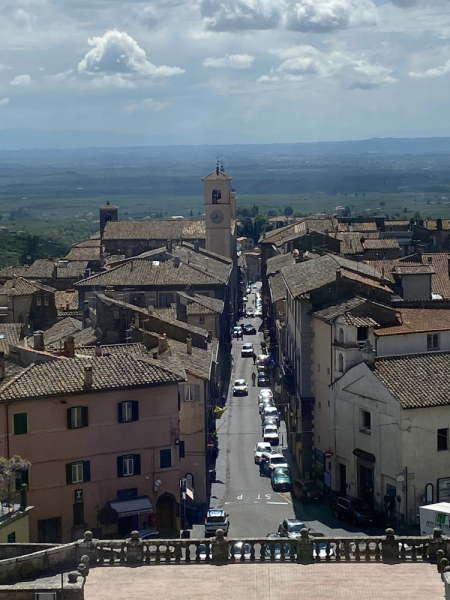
(202, 164, 234, 259)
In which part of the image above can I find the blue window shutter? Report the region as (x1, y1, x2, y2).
(83, 461, 91, 482)
(132, 401, 139, 422)
(117, 456, 124, 478)
(133, 454, 141, 475)
(118, 402, 124, 423)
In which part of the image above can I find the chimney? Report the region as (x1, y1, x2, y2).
(173, 256, 180, 268)
(52, 262, 58, 281)
(437, 218, 443, 232)
(186, 335, 192, 355)
(82, 300, 89, 329)
(33, 330, 45, 352)
(193, 240, 200, 253)
(135, 313, 140, 329)
(65, 336, 75, 358)
(11, 275, 16, 288)
(166, 239, 173, 253)
(185, 285, 195, 298)
(207, 330, 212, 343)
(204, 258, 209, 271)
(65, 300, 70, 312)
(361, 340, 375, 368)
(158, 333, 168, 354)
(0, 351, 5, 380)
(336, 268, 342, 281)
(428, 255, 433, 265)
(95, 342, 102, 357)
(84, 365, 93, 388)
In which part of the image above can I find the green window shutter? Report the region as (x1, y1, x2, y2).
(132, 401, 139, 421)
(133, 454, 141, 475)
(82, 407, 89, 428)
(83, 461, 90, 482)
(13, 413, 28, 435)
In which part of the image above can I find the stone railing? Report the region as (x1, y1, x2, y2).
(78, 527, 450, 567)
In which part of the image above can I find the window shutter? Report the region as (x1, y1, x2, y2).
(66, 463, 72, 485)
(117, 456, 124, 478)
(179, 441, 185, 459)
(118, 402, 124, 423)
(132, 401, 139, 422)
(67, 409, 73, 430)
(82, 407, 89, 428)
(194, 385, 201, 402)
(83, 461, 91, 482)
(133, 454, 141, 475)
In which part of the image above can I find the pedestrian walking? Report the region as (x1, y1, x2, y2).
(252, 352, 257, 365)
(259, 458, 267, 477)
(251, 371, 256, 386)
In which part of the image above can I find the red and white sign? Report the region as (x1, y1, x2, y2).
(324, 450, 333, 459)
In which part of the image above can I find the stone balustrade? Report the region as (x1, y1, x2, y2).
(86, 527, 449, 567)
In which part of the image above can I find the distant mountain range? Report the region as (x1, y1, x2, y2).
(3, 128, 450, 155)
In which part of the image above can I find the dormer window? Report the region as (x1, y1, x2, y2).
(212, 189, 221, 204)
(357, 327, 368, 341)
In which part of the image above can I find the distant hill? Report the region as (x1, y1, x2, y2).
(3, 128, 450, 155)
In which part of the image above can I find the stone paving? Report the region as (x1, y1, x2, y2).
(84, 562, 444, 600)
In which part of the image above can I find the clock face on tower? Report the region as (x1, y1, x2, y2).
(210, 210, 224, 224)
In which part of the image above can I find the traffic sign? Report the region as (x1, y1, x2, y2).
(324, 450, 333, 459)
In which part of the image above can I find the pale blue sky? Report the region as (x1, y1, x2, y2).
(1, 0, 450, 145)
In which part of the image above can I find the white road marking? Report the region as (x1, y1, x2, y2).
(267, 501, 289, 505)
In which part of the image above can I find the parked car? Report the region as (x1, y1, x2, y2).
(233, 379, 248, 396)
(204, 509, 229, 536)
(261, 406, 280, 426)
(242, 296, 248, 302)
(246, 307, 255, 317)
(333, 496, 375, 526)
(271, 467, 293, 492)
(278, 519, 307, 539)
(241, 343, 254, 357)
(258, 372, 270, 387)
(262, 417, 278, 431)
(258, 388, 273, 399)
(257, 355, 269, 369)
(259, 397, 275, 413)
(243, 324, 256, 335)
(260, 451, 288, 475)
(254, 309, 262, 317)
(292, 479, 324, 502)
(231, 541, 252, 559)
(233, 326, 243, 338)
(124, 528, 160, 540)
(263, 425, 279, 446)
(254, 442, 273, 464)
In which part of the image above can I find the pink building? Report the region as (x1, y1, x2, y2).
(0, 352, 184, 543)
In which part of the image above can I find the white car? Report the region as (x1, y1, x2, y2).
(246, 308, 255, 317)
(259, 388, 273, 399)
(254, 309, 262, 317)
(263, 426, 279, 446)
(262, 406, 280, 426)
(233, 326, 243, 338)
(254, 442, 272, 464)
(259, 397, 275, 413)
(241, 343, 254, 357)
(233, 379, 248, 396)
(261, 452, 288, 472)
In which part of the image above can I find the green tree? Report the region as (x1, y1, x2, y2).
(0, 455, 31, 505)
(253, 213, 270, 239)
(284, 206, 294, 216)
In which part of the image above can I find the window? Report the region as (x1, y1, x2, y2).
(338, 353, 344, 373)
(212, 189, 221, 204)
(159, 293, 174, 308)
(357, 327, 369, 341)
(117, 454, 141, 478)
(15, 469, 29, 492)
(67, 406, 89, 429)
(13, 413, 28, 435)
(199, 315, 205, 324)
(118, 400, 139, 423)
(44, 294, 49, 306)
(427, 333, 439, 350)
(73, 502, 84, 526)
(338, 328, 344, 344)
(160, 449, 172, 469)
(7, 532, 15, 543)
(36, 295, 42, 306)
(361, 410, 371, 433)
(182, 384, 200, 402)
(66, 461, 90, 484)
(438, 428, 449, 451)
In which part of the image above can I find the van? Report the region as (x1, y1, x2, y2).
(204, 509, 229, 537)
(292, 479, 324, 502)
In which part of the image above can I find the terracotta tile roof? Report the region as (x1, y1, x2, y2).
(75, 255, 227, 288)
(385, 220, 410, 227)
(72, 238, 101, 248)
(172, 247, 231, 284)
(314, 298, 368, 322)
(177, 291, 224, 314)
(104, 255, 126, 267)
(269, 273, 286, 303)
(181, 242, 233, 266)
(420, 254, 450, 299)
(55, 290, 79, 313)
(65, 247, 101, 261)
(27, 317, 98, 351)
(0, 355, 184, 401)
(338, 222, 378, 233)
(266, 253, 296, 275)
(0, 277, 56, 297)
(266, 218, 335, 247)
(392, 265, 434, 275)
(159, 337, 218, 380)
(103, 219, 206, 242)
(424, 219, 450, 231)
(153, 305, 177, 320)
(330, 232, 379, 255)
(0, 324, 22, 356)
(374, 351, 450, 408)
(375, 308, 450, 336)
(363, 238, 400, 250)
(202, 170, 232, 181)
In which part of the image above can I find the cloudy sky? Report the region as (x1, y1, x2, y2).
(1, 0, 450, 145)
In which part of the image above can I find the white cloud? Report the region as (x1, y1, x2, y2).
(10, 74, 32, 86)
(131, 6, 158, 29)
(125, 97, 166, 111)
(410, 60, 450, 78)
(203, 54, 255, 69)
(77, 29, 185, 78)
(286, 0, 377, 32)
(45, 69, 74, 81)
(201, 0, 284, 31)
(0, 98, 10, 106)
(13, 8, 38, 28)
(0, 64, 12, 71)
(268, 44, 396, 86)
(89, 74, 137, 88)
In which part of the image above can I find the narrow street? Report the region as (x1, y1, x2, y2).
(206, 283, 388, 539)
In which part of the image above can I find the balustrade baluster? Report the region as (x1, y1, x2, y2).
(374, 541, 381, 562)
(98, 544, 104, 565)
(335, 540, 341, 561)
(364, 542, 370, 562)
(260, 541, 266, 562)
(249, 542, 255, 562)
(120, 543, 126, 563)
(155, 543, 161, 564)
(108, 545, 115, 564)
(411, 541, 417, 562)
(164, 545, 171, 563)
(354, 542, 361, 562)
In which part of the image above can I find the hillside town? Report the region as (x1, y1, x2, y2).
(2, 167, 450, 597)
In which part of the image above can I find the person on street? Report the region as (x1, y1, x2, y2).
(259, 458, 267, 477)
(252, 371, 256, 386)
(252, 352, 257, 365)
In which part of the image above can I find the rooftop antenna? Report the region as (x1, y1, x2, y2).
(220, 161, 224, 172)
(216, 157, 220, 175)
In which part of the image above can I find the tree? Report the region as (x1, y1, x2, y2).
(0, 455, 31, 504)
(284, 206, 293, 216)
(189, 209, 193, 217)
(253, 213, 270, 239)
(242, 217, 254, 239)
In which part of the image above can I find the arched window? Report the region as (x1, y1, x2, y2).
(338, 328, 344, 344)
(212, 189, 221, 204)
(186, 473, 194, 489)
(338, 353, 344, 373)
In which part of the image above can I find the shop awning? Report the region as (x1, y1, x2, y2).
(186, 484, 194, 501)
(109, 496, 154, 517)
(353, 448, 376, 463)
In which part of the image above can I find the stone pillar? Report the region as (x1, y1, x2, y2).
(77, 531, 97, 565)
(80, 554, 90, 577)
(296, 529, 314, 564)
(211, 529, 229, 564)
(429, 528, 445, 564)
(127, 531, 144, 564)
(381, 528, 400, 564)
